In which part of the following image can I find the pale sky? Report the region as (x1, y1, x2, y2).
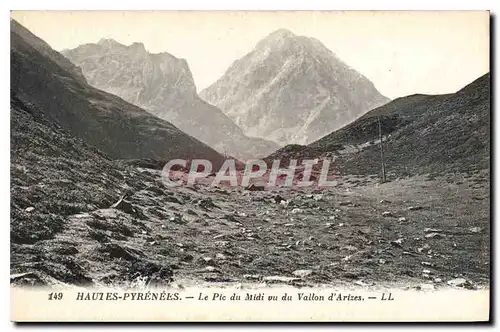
(11, 10, 489, 99)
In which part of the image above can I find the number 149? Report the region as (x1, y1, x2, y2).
(48, 292, 63, 300)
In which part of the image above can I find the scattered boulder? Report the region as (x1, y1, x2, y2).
(10, 272, 47, 286)
(273, 195, 286, 204)
(382, 211, 393, 217)
(86, 217, 135, 238)
(417, 283, 435, 291)
(313, 194, 324, 201)
(280, 200, 290, 207)
(292, 269, 313, 278)
(165, 195, 183, 204)
(74, 213, 91, 219)
(180, 254, 194, 262)
(341, 245, 359, 251)
(424, 228, 443, 233)
(353, 280, 372, 287)
(201, 257, 215, 266)
(243, 274, 262, 281)
(324, 223, 334, 229)
(129, 261, 174, 287)
(358, 227, 371, 235)
(88, 229, 109, 243)
(213, 188, 229, 195)
(223, 214, 239, 223)
(216, 253, 227, 260)
(110, 195, 136, 215)
(469, 227, 483, 233)
(168, 213, 185, 224)
(391, 238, 404, 247)
(447, 278, 467, 287)
(99, 243, 140, 261)
(425, 232, 445, 239)
(263, 276, 301, 284)
(246, 184, 265, 191)
(198, 197, 218, 210)
(417, 244, 431, 253)
(53, 245, 79, 255)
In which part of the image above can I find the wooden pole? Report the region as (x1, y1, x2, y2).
(378, 116, 387, 183)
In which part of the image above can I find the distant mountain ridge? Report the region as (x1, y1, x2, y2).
(200, 29, 390, 146)
(62, 40, 279, 159)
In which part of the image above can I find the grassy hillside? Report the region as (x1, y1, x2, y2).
(266, 73, 490, 177)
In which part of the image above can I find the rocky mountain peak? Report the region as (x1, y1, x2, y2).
(97, 38, 121, 47)
(256, 30, 343, 64)
(63, 39, 198, 102)
(130, 41, 146, 51)
(264, 28, 295, 41)
(200, 30, 390, 146)
(255, 28, 297, 50)
(96, 38, 147, 54)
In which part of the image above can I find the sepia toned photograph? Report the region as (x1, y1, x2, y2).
(9, 10, 490, 322)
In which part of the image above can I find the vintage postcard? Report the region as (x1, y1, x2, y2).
(10, 10, 490, 322)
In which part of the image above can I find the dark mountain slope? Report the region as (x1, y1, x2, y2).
(11, 20, 87, 84)
(10, 93, 187, 286)
(11, 20, 225, 167)
(11, 93, 119, 244)
(266, 73, 490, 177)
